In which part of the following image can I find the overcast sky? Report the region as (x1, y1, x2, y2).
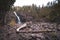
(14, 0, 54, 7)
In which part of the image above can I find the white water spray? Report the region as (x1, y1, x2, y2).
(14, 11, 27, 31)
(14, 11, 21, 24)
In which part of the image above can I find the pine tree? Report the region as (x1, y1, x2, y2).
(0, 0, 15, 26)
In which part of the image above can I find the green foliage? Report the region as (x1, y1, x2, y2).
(12, 0, 60, 23)
(47, 0, 60, 22)
(47, 11, 59, 21)
(0, 0, 15, 11)
(12, 4, 52, 21)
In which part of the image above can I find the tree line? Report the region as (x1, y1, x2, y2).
(12, 0, 60, 23)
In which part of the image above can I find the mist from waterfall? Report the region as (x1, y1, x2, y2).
(14, 11, 21, 24)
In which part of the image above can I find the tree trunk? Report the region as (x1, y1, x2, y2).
(0, 11, 7, 26)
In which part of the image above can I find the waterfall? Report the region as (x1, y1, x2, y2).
(14, 11, 21, 24)
(14, 11, 27, 31)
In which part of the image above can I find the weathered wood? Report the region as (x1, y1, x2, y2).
(16, 30, 55, 33)
(17, 23, 27, 31)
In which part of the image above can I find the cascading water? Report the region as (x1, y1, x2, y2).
(14, 11, 21, 24)
(14, 11, 27, 31)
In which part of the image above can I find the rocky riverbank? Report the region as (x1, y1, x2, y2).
(0, 22, 60, 40)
